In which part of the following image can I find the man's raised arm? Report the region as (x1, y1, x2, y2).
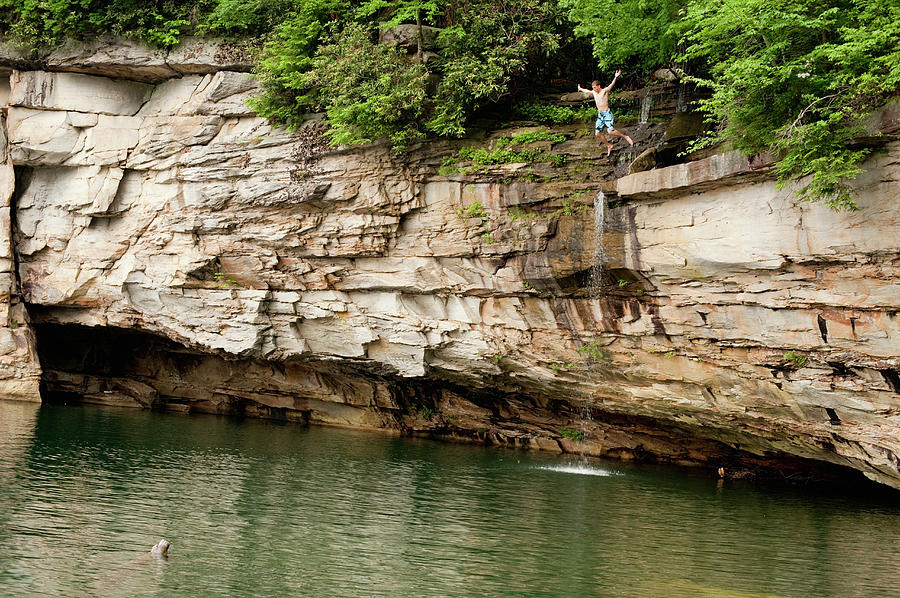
(603, 70, 622, 92)
(576, 83, 592, 94)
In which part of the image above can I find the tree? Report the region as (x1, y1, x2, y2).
(247, 0, 352, 130)
(426, 0, 571, 136)
(301, 23, 430, 149)
(562, 0, 682, 73)
(356, 0, 446, 62)
(679, 0, 900, 209)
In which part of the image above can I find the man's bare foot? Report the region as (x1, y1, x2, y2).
(625, 135, 634, 146)
(606, 144, 613, 156)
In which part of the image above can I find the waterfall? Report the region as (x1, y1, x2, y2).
(676, 83, 688, 113)
(579, 191, 607, 458)
(587, 190, 606, 297)
(578, 402, 594, 463)
(639, 92, 652, 123)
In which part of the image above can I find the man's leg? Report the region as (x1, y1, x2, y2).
(595, 131, 613, 155)
(608, 129, 634, 146)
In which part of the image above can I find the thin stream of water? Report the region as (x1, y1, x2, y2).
(676, 83, 688, 113)
(587, 190, 606, 298)
(640, 92, 652, 123)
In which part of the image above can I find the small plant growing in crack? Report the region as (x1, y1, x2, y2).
(550, 200, 574, 218)
(508, 206, 540, 223)
(784, 350, 808, 368)
(213, 272, 239, 288)
(578, 340, 610, 361)
(410, 403, 436, 420)
(456, 200, 488, 220)
(559, 427, 585, 441)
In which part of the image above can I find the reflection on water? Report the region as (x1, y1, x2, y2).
(0, 400, 898, 597)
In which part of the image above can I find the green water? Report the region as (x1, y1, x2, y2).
(0, 400, 898, 597)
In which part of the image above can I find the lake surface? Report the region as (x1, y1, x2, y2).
(1, 399, 898, 597)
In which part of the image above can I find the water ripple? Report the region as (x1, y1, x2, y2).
(0, 401, 899, 597)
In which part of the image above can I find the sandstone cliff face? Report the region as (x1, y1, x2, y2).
(1, 40, 898, 488)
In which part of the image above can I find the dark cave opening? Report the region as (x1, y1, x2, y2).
(28, 318, 884, 491)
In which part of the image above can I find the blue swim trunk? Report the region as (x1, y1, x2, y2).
(595, 109, 615, 132)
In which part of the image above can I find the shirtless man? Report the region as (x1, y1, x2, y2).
(577, 70, 634, 156)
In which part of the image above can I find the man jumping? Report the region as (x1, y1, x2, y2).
(577, 70, 634, 156)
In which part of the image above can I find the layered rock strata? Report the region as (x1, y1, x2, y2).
(1, 41, 898, 488)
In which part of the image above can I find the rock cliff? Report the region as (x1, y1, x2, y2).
(1, 39, 898, 488)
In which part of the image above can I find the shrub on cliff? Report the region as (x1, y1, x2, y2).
(562, 0, 682, 73)
(245, 0, 352, 129)
(249, 0, 577, 146)
(200, 0, 303, 37)
(679, 0, 900, 210)
(0, 0, 194, 47)
(425, 0, 572, 137)
(297, 23, 430, 149)
(565, 0, 900, 210)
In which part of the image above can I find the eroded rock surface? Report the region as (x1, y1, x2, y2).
(1, 40, 898, 488)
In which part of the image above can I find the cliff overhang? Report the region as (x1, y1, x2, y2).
(1, 38, 898, 490)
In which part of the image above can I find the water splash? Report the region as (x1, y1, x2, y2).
(639, 92, 652, 123)
(587, 190, 606, 297)
(537, 463, 615, 477)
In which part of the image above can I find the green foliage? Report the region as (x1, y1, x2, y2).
(247, 0, 352, 130)
(279, 23, 429, 149)
(549, 153, 567, 167)
(559, 427, 585, 441)
(442, 133, 567, 174)
(549, 200, 575, 218)
(5, 0, 892, 210)
(562, 0, 899, 209)
(200, 0, 301, 37)
(578, 339, 609, 361)
(784, 350, 808, 368)
(457, 200, 488, 219)
(513, 102, 596, 125)
(410, 403, 436, 419)
(562, 0, 682, 71)
(426, 0, 572, 136)
(458, 146, 541, 166)
(508, 206, 540, 222)
(356, 0, 445, 28)
(496, 129, 567, 147)
(0, 0, 196, 47)
(680, 0, 900, 209)
(213, 272, 239, 288)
